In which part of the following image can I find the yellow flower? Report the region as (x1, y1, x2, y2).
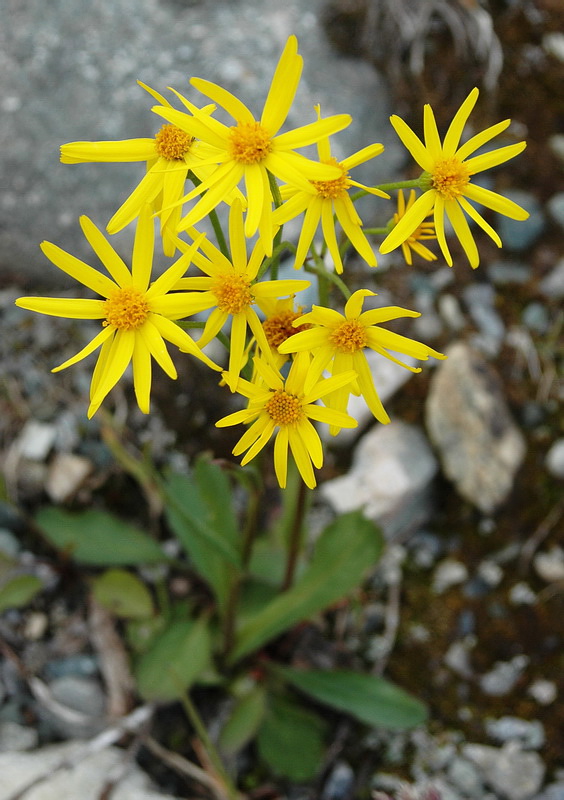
(173, 200, 310, 388)
(60, 82, 224, 257)
(392, 189, 437, 265)
(278, 289, 446, 429)
(379, 88, 529, 269)
(216, 352, 357, 489)
(256, 295, 311, 368)
(273, 107, 389, 273)
(15, 206, 220, 418)
(151, 36, 351, 256)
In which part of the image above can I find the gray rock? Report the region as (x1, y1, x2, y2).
(522, 302, 550, 334)
(425, 342, 526, 513)
(321, 422, 438, 539)
(2, 0, 397, 289)
(45, 452, 94, 503)
(322, 761, 355, 800)
(497, 191, 545, 252)
(508, 582, 537, 606)
(547, 192, 564, 230)
(432, 559, 468, 594)
(0, 529, 21, 558)
(0, 740, 181, 799)
(545, 438, 564, 479)
(487, 260, 531, 285)
(41, 675, 106, 738)
(447, 756, 484, 797)
(463, 283, 505, 354)
(485, 716, 545, 749)
(549, 134, 564, 166)
(527, 679, 558, 706)
(0, 720, 39, 752)
(534, 781, 564, 800)
(479, 655, 529, 697)
(463, 742, 545, 800)
(533, 546, 564, 583)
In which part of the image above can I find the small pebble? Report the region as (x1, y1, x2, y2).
(479, 655, 529, 696)
(433, 559, 468, 594)
(527, 679, 558, 706)
(0, 721, 38, 752)
(485, 716, 545, 749)
(534, 546, 564, 583)
(539, 258, 564, 299)
(509, 582, 537, 605)
(545, 438, 564, 479)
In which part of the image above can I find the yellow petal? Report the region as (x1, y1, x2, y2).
(52, 326, 114, 372)
(464, 141, 527, 175)
(15, 297, 106, 319)
(446, 200, 479, 269)
(274, 114, 351, 150)
(79, 217, 132, 286)
(464, 184, 530, 220)
(423, 104, 443, 160)
(442, 87, 479, 158)
(132, 339, 152, 414)
(190, 78, 255, 123)
(40, 238, 117, 298)
(60, 139, 155, 164)
(131, 205, 155, 292)
(261, 35, 302, 135)
(389, 115, 434, 172)
(455, 119, 511, 161)
(273, 426, 290, 488)
(90, 329, 135, 408)
(379, 191, 436, 254)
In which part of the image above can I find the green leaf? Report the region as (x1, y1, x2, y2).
(35, 508, 166, 566)
(91, 569, 154, 619)
(162, 461, 241, 614)
(257, 693, 327, 781)
(230, 511, 383, 663)
(278, 667, 427, 730)
(219, 685, 267, 756)
(135, 616, 212, 701)
(0, 574, 43, 613)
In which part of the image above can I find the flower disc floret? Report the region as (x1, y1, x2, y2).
(104, 287, 150, 330)
(265, 390, 303, 425)
(329, 319, 367, 353)
(229, 122, 273, 164)
(431, 157, 470, 200)
(154, 124, 195, 160)
(213, 273, 254, 314)
(262, 309, 308, 349)
(311, 158, 350, 199)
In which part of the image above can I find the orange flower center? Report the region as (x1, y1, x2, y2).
(329, 319, 367, 353)
(263, 310, 309, 349)
(154, 124, 194, 160)
(104, 287, 150, 330)
(431, 157, 470, 200)
(229, 121, 272, 164)
(213, 273, 254, 314)
(265, 390, 303, 426)
(311, 158, 350, 199)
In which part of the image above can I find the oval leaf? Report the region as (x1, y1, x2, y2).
(92, 569, 154, 619)
(35, 508, 166, 565)
(279, 667, 427, 730)
(230, 511, 383, 663)
(135, 616, 212, 701)
(0, 575, 43, 613)
(219, 685, 267, 756)
(257, 693, 327, 781)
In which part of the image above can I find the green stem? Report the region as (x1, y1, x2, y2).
(180, 691, 238, 800)
(267, 170, 283, 281)
(304, 260, 351, 302)
(188, 172, 229, 259)
(282, 474, 309, 591)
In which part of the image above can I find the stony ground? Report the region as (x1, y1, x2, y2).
(1, 1, 564, 799)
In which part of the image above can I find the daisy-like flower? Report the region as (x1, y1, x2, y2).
(172, 200, 310, 389)
(273, 106, 389, 273)
(60, 82, 226, 256)
(392, 189, 437, 265)
(151, 36, 351, 255)
(379, 88, 529, 269)
(216, 352, 358, 489)
(15, 206, 220, 418)
(278, 289, 446, 429)
(257, 295, 311, 368)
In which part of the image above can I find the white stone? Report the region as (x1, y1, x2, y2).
(545, 438, 564, 479)
(534, 546, 564, 583)
(45, 453, 93, 503)
(321, 421, 437, 539)
(508, 582, 537, 605)
(0, 741, 181, 799)
(15, 420, 57, 461)
(432, 559, 468, 594)
(543, 32, 564, 61)
(479, 655, 529, 697)
(528, 678, 558, 706)
(463, 741, 545, 800)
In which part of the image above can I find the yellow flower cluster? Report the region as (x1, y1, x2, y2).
(16, 36, 528, 488)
